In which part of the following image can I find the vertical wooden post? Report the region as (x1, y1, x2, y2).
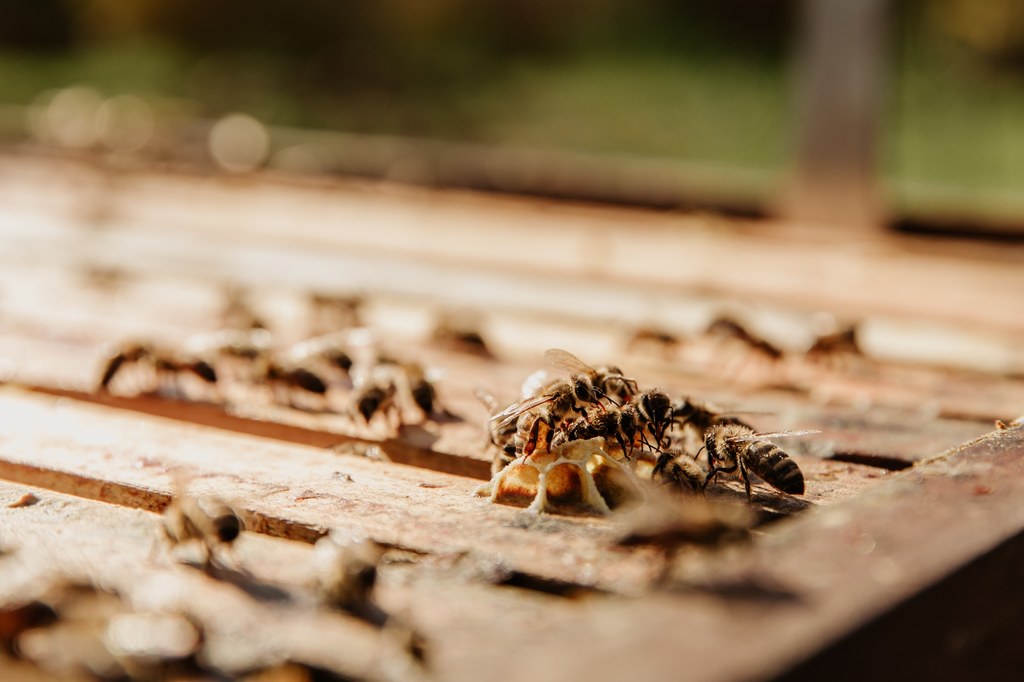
(782, 0, 889, 228)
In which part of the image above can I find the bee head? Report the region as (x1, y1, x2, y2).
(213, 511, 242, 543)
(703, 425, 728, 467)
(573, 377, 597, 405)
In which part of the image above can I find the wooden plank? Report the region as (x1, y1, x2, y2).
(487, 423, 1024, 681)
(0, 482, 424, 681)
(3, 414, 1022, 681)
(2, 154, 1023, 345)
(0, 264, 1012, 472)
(0, 388, 892, 582)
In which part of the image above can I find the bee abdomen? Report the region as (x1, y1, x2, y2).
(748, 443, 804, 495)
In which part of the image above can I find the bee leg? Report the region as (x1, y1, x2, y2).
(616, 435, 630, 461)
(739, 459, 753, 500)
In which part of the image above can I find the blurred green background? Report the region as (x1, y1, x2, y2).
(1, 0, 1023, 224)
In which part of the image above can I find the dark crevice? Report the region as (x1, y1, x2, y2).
(828, 452, 915, 471)
(495, 570, 604, 598)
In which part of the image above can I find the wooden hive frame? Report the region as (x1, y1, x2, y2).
(1, 154, 1023, 680)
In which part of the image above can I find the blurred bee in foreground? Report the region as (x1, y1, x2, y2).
(651, 448, 709, 494)
(703, 424, 816, 499)
(2, 579, 202, 680)
(314, 531, 429, 666)
(160, 490, 243, 570)
(314, 532, 386, 619)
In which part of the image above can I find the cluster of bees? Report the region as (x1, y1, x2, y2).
(0, 487, 424, 681)
(96, 327, 446, 436)
(477, 349, 812, 515)
(627, 313, 864, 374)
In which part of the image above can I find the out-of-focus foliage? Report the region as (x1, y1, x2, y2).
(929, 0, 1024, 63)
(2, 0, 1024, 210)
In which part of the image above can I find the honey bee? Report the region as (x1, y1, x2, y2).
(706, 316, 784, 361)
(490, 375, 602, 457)
(807, 323, 860, 358)
(703, 424, 816, 499)
(996, 416, 1024, 430)
(160, 492, 243, 569)
(314, 532, 385, 618)
(651, 449, 708, 494)
(96, 342, 152, 392)
(544, 348, 638, 404)
(624, 325, 681, 359)
(349, 370, 400, 434)
(475, 388, 518, 474)
(260, 360, 329, 410)
(97, 343, 218, 398)
(384, 359, 441, 419)
(628, 389, 674, 449)
(563, 408, 640, 460)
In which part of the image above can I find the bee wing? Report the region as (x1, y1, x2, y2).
(544, 348, 596, 376)
(489, 394, 555, 429)
(727, 429, 821, 443)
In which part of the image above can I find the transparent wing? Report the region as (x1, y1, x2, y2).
(490, 394, 555, 429)
(726, 429, 820, 443)
(544, 348, 596, 376)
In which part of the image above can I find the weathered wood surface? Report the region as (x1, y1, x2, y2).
(0, 258, 1010, 474)
(0, 481, 426, 681)
(2, 152, 1024, 680)
(1, 154, 1023, 359)
(0, 388, 888, 587)
(2, 411, 1022, 681)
